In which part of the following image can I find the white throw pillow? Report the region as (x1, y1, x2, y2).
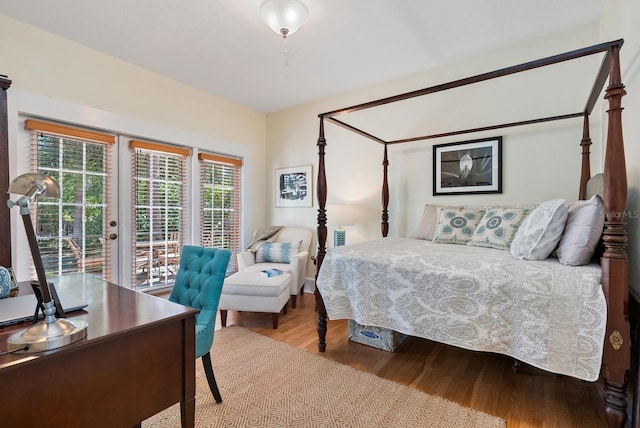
(415, 205, 438, 240)
(415, 204, 462, 240)
(510, 199, 567, 260)
(555, 195, 605, 266)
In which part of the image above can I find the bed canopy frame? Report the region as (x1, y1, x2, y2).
(314, 39, 629, 427)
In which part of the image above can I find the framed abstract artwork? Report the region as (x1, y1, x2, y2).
(275, 165, 313, 207)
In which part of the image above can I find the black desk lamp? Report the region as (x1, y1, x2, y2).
(6, 173, 87, 352)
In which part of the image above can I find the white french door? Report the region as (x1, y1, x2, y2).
(25, 119, 119, 282)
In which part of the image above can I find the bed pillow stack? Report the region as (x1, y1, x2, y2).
(507, 196, 604, 265)
(415, 197, 604, 266)
(510, 199, 568, 260)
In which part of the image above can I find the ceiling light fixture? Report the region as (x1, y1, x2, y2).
(259, 0, 309, 39)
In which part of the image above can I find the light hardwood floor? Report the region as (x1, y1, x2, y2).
(214, 291, 632, 428)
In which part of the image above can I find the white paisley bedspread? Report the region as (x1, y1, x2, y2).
(316, 238, 606, 381)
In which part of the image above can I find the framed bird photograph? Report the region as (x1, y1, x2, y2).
(433, 137, 502, 195)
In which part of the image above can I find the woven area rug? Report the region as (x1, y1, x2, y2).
(143, 326, 505, 427)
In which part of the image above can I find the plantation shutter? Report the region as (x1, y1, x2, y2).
(25, 119, 115, 280)
(198, 153, 242, 274)
(130, 140, 189, 289)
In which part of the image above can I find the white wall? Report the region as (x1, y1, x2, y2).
(602, 0, 640, 299)
(267, 22, 623, 289)
(0, 15, 268, 282)
(3, 8, 637, 297)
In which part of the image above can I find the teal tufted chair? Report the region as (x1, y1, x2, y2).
(169, 245, 231, 404)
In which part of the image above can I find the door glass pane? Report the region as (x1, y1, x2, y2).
(200, 158, 240, 274)
(33, 132, 111, 279)
(132, 148, 185, 289)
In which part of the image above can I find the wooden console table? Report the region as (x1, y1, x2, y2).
(0, 274, 197, 428)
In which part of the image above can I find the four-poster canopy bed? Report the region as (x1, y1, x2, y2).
(313, 40, 630, 427)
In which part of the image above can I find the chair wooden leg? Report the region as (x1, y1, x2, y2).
(202, 352, 223, 403)
(220, 310, 227, 327)
(291, 294, 297, 309)
(272, 313, 279, 329)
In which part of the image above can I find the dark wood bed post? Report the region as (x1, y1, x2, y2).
(0, 75, 11, 268)
(381, 143, 389, 237)
(315, 116, 328, 352)
(600, 45, 630, 428)
(579, 113, 592, 200)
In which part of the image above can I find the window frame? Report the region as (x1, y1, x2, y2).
(198, 152, 242, 274)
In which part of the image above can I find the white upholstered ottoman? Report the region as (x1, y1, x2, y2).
(219, 271, 291, 329)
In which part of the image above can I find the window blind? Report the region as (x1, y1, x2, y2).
(25, 119, 115, 281)
(199, 152, 242, 274)
(130, 140, 189, 289)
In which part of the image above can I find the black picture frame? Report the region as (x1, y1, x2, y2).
(275, 165, 313, 207)
(433, 136, 502, 196)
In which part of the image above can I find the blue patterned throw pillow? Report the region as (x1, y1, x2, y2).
(255, 241, 301, 263)
(468, 207, 532, 250)
(432, 207, 486, 244)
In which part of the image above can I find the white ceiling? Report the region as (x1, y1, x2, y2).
(0, 0, 606, 113)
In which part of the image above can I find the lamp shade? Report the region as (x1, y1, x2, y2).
(8, 173, 60, 199)
(259, 0, 309, 37)
(328, 204, 354, 227)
